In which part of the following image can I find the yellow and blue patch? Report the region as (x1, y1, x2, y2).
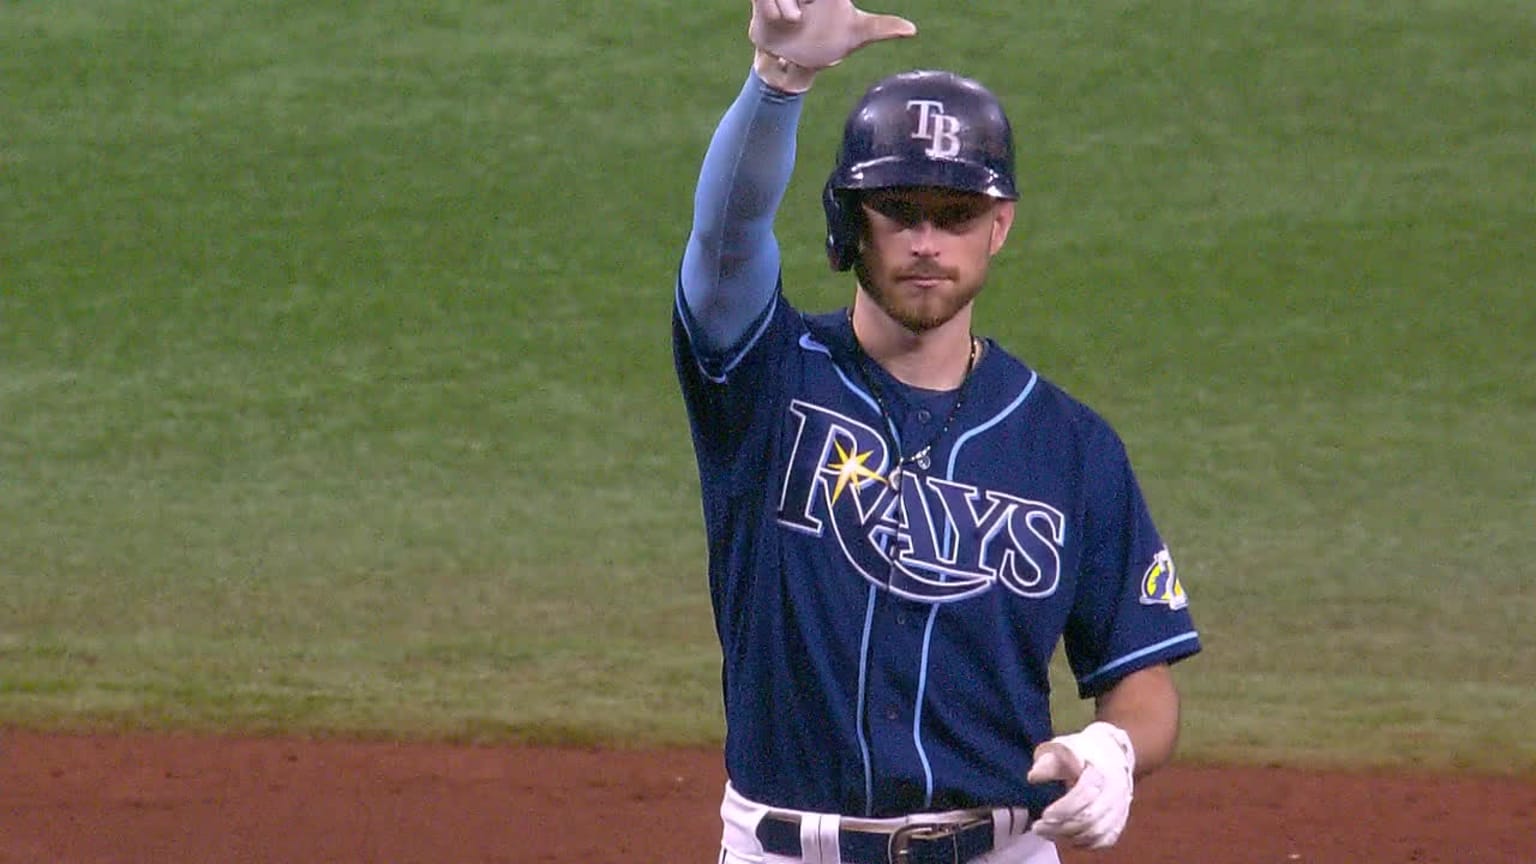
(1139, 547, 1187, 609)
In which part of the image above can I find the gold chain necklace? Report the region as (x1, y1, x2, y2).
(845, 309, 979, 472)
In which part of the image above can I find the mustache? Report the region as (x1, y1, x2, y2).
(896, 264, 958, 280)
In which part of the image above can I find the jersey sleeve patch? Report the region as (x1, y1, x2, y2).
(1138, 547, 1187, 610)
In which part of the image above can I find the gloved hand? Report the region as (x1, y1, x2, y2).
(748, 0, 916, 70)
(1026, 721, 1136, 849)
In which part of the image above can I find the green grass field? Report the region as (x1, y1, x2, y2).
(3, 1, 1533, 774)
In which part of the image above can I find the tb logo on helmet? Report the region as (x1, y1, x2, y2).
(907, 100, 962, 159)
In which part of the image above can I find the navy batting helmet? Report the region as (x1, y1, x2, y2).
(823, 70, 1018, 271)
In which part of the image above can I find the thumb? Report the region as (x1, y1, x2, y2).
(1027, 743, 1084, 784)
(850, 11, 917, 47)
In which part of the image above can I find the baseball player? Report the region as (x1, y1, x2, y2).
(673, 2, 1202, 862)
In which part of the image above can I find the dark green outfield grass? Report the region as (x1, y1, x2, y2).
(2, 1, 1533, 772)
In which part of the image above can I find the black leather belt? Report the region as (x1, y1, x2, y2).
(756, 812, 996, 864)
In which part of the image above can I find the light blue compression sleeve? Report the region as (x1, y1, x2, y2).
(680, 70, 805, 353)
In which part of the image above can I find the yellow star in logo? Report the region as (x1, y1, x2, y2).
(827, 440, 887, 504)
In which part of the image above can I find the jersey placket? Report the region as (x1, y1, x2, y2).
(859, 386, 961, 814)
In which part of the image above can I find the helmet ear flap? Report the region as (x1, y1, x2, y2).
(822, 182, 860, 271)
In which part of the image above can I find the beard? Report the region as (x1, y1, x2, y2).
(854, 258, 985, 333)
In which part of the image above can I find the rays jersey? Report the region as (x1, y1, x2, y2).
(673, 287, 1201, 820)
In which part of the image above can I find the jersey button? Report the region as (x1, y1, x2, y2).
(885, 708, 899, 721)
(896, 613, 908, 626)
(917, 409, 933, 423)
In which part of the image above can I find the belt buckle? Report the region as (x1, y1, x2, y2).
(887, 821, 962, 864)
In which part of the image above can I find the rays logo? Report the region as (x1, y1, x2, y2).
(1139, 547, 1187, 609)
(776, 401, 1064, 603)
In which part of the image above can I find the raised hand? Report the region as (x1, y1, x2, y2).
(749, 0, 916, 69)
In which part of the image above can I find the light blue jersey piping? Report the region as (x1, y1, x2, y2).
(910, 370, 1042, 807)
(1080, 632, 1201, 689)
(808, 331, 899, 815)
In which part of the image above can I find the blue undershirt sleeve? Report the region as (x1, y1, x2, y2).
(680, 70, 804, 354)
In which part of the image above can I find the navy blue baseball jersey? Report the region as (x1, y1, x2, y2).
(673, 291, 1201, 820)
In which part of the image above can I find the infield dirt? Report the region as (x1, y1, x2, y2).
(2, 731, 1533, 863)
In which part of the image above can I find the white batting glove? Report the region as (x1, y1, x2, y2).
(1026, 721, 1136, 849)
(748, 0, 916, 70)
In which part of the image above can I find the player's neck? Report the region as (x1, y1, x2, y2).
(848, 302, 977, 391)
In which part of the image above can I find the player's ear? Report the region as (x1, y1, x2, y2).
(988, 201, 1017, 256)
